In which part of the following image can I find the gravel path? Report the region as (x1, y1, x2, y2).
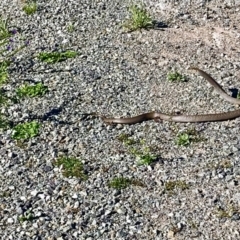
(1, 0, 240, 239)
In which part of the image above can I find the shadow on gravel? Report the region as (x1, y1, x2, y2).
(9, 104, 74, 127)
(229, 88, 239, 98)
(152, 20, 168, 30)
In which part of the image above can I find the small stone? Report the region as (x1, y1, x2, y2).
(7, 218, 14, 224)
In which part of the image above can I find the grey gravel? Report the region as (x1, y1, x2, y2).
(1, 0, 240, 239)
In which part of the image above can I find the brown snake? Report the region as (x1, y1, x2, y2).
(88, 67, 240, 124)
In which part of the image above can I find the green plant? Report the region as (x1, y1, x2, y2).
(38, 50, 78, 63)
(108, 177, 132, 189)
(175, 129, 201, 146)
(67, 23, 75, 32)
(165, 180, 189, 192)
(12, 121, 40, 139)
(16, 83, 48, 98)
(19, 210, 35, 223)
(167, 71, 186, 82)
(22, 1, 37, 15)
(0, 114, 9, 129)
(0, 17, 10, 40)
(136, 152, 157, 165)
(176, 132, 191, 146)
(117, 133, 136, 146)
(54, 156, 87, 179)
(0, 89, 8, 106)
(122, 4, 153, 31)
(130, 145, 157, 165)
(0, 61, 9, 85)
(118, 133, 159, 165)
(214, 205, 237, 219)
(0, 17, 28, 65)
(207, 159, 232, 170)
(187, 219, 198, 229)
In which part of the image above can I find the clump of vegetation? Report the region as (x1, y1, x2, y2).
(108, 177, 132, 189)
(67, 23, 75, 33)
(0, 17, 11, 40)
(0, 18, 26, 85)
(214, 205, 238, 219)
(18, 210, 35, 223)
(0, 19, 28, 63)
(0, 18, 28, 132)
(118, 133, 158, 165)
(207, 159, 232, 170)
(0, 17, 28, 87)
(22, 1, 37, 15)
(16, 83, 48, 98)
(54, 156, 87, 179)
(12, 121, 40, 140)
(175, 128, 202, 146)
(165, 180, 189, 192)
(130, 146, 157, 165)
(0, 115, 9, 129)
(38, 50, 78, 64)
(117, 133, 137, 146)
(0, 89, 8, 106)
(122, 3, 154, 32)
(0, 61, 9, 85)
(108, 177, 145, 189)
(167, 71, 186, 82)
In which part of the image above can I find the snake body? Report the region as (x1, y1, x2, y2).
(98, 68, 240, 124)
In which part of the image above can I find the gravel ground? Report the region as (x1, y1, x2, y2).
(1, 0, 240, 239)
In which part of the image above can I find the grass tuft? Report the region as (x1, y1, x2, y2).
(22, 1, 37, 15)
(167, 71, 186, 82)
(18, 210, 35, 223)
(122, 4, 153, 32)
(38, 50, 78, 64)
(0, 17, 10, 40)
(16, 83, 48, 98)
(54, 156, 87, 179)
(0, 61, 9, 85)
(165, 180, 189, 192)
(108, 177, 132, 189)
(175, 129, 203, 146)
(12, 121, 40, 140)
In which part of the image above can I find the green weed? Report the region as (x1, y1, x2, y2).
(12, 121, 40, 140)
(117, 133, 136, 146)
(38, 50, 78, 63)
(167, 71, 186, 82)
(0, 17, 10, 40)
(118, 133, 158, 165)
(19, 210, 35, 223)
(0, 115, 9, 129)
(22, 1, 37, 15)
(176, 132, 191, 146)
(54, 156, 87, 179)
(130, 146, 157, 165)
(214, 205, 238, 219)
(108, 177, 132, 189)
(122, 4, 153, 31)
(175, 129, 201, 146)
(16, 83, 48, 98)
(0, 17, 27, 64)
(136, 152, 157, 165)
(67, 23, 75, 32)
(0, 89, 8, 106)
(108, 177, 145, 189)
(0, 61, 9, 85)
(165, 180, 189, 192)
